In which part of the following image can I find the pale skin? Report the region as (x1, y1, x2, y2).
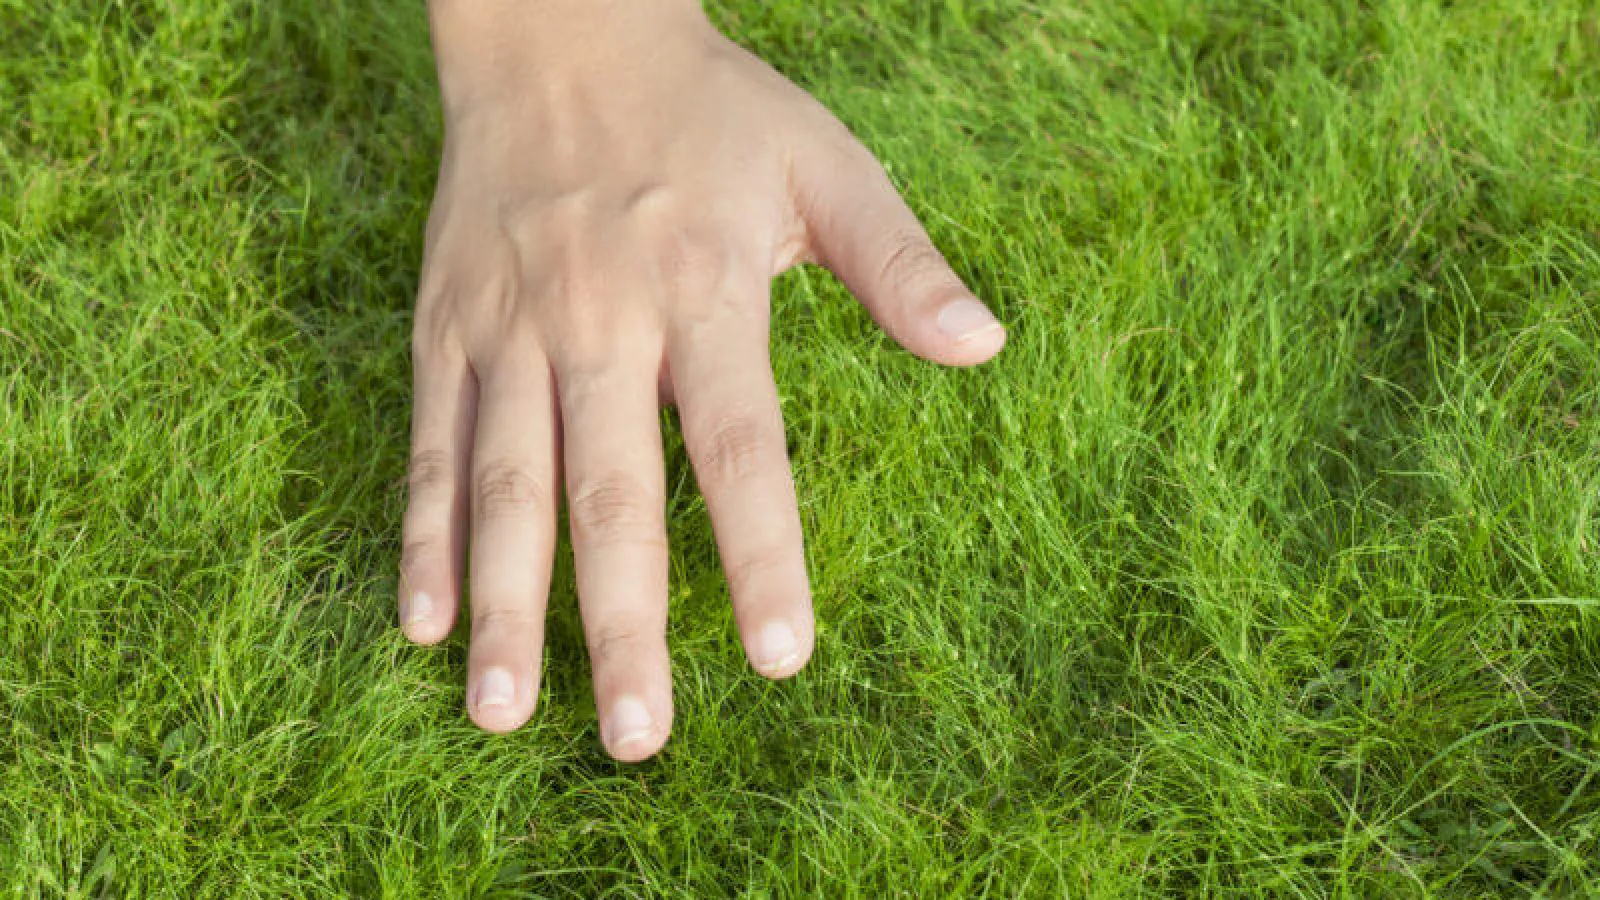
(402, 0, 1006, 762)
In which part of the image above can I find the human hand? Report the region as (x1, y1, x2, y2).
(400, 0, 1006, 761)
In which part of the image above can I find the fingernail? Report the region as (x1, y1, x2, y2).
(754, 620, 799, 673)
(402, 591, 433, 627)
(937, 297, 1002, 341)
(475, 667, 515, 710)
(604, 695, 654, 749)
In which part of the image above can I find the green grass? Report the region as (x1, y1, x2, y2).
(3, 0, 1599, 895)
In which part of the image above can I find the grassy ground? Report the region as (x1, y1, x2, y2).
(3, 0, 1599, 895)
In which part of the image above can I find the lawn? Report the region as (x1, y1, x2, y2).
(3, 0, 1599, 896)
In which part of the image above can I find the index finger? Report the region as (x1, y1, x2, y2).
(667, 298, 814, 680)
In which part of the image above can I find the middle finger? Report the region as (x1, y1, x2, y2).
(557, 353, 674, 762)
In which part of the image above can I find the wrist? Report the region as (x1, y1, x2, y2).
(429, 0, 710, 114)
(428, 0, 703, 26)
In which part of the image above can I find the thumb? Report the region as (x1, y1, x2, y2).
(793, 128, 1006, 367)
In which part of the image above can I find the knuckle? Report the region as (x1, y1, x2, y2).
(658, 230, 734, 299)
(411, 300, 458, 363)
(399, 535, 439, 578)
(407, 450, 456, 497)
(875, 229, 950, 295)
(693, 410, 770, 483)
(546, 299, 659, 378)
(473, 460, 549, 521)
(551, 315, 620, 375)
(808, 113, 872, 168)
(587, 622, 652, 664)
(471, 605, 542, 634)
(410, 327, 434, 365)
(552, 260, 605, 310)
(725, 549, 789, 600)
(568, 473, 661, 545)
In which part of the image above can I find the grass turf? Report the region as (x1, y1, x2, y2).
(3, 0, 1599, 895)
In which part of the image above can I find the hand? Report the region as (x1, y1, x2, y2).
(400, 0, 1006, 761)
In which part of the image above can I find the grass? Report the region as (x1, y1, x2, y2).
(2, 0, 1599, 895)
